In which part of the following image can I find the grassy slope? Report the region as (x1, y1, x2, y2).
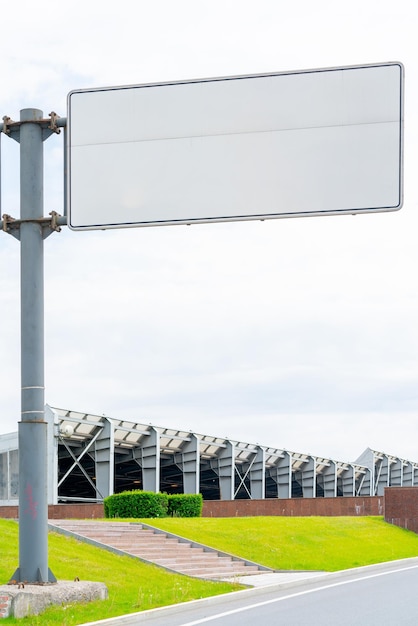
(0, 519, 241, 625)
(2, 516, 418, 623)
(145, 516, 418, 571)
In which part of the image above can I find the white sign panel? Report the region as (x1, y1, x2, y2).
(67, 63, 403, 230)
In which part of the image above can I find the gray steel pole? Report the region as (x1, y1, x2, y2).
(11, 108, 56, 584)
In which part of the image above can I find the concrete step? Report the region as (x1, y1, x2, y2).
(49, 519, 271, 580)
(150, 555, 235, 565)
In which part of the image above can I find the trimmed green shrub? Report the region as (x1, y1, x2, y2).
(103, 490, 203, 518)
(104, 490, 168, 518)
(104, 491, 203, 518)
(168, 494, 203, 518)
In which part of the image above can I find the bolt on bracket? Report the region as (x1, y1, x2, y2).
(1, 211, 64, 240)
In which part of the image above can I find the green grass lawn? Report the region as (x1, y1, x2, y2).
(0, 519, 242, 625)
(1, 515, 418, 624)
(144, 515, 418, 571)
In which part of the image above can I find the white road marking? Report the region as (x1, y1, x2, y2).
(179, 564, 418, 625)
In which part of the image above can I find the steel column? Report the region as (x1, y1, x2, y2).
(179, 434, 200, 494)
(249, 446, 266, 499)
(218, 441, 235, 500)
(95, 417, 115, 499)
(276, 451, 292, 499)
(10, 109, 56, 583)
(141, 427, 160, 492)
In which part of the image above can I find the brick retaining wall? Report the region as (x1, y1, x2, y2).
(202, 496, 384, 517)
(0, 496, 384, 520)
(384, 487, 418, 533)
(0, 503, 104, 519)
(0, 506, 17, 519)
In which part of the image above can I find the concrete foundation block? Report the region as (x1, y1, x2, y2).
(0, 580, 108, 619)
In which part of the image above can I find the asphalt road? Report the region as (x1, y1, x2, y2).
(83, 558, 418, 626)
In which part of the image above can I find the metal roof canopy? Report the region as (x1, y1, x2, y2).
(52, 406, 373, 478)
(4, 405, 417, 503)
(67, 62, 404, 231)
(53, 407, 353, 472)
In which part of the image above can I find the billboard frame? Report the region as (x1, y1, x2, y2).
(67, 62, 404, 231)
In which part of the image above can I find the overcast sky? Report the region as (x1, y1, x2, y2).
(1, 0, 417, 465)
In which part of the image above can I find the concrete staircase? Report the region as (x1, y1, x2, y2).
(49, 519, 273, 580)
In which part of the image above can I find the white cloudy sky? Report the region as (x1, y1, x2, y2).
(1, 0, 417, 465)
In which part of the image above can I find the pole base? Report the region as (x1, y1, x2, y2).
(9, 567, 57, 585)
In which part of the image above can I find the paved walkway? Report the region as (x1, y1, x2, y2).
(221, 570, 328, 586)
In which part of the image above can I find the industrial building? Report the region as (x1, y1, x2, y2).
(1, 405, 417, 506)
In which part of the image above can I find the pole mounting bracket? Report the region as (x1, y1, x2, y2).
(48, 112, 61, 134)
(1, 116, 14, 135)
(1, 211, 66, 240)
(1, 112, 64, 142)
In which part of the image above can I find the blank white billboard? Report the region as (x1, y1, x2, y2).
(67, 62, 403, 230)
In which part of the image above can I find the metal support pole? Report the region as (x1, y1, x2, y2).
(10, 108, 56, 584)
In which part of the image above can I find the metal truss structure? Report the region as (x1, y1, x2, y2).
(1, 405, 417, 504)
